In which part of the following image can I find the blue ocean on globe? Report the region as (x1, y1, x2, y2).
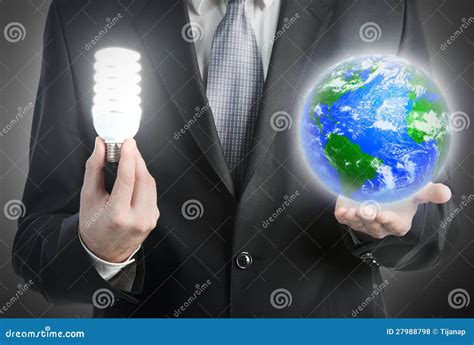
(300, 55, 450, 203)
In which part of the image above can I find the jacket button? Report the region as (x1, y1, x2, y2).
(360, 252, 373, 261)
(236, 252, 253, 269)
(360, 252, 380, 267)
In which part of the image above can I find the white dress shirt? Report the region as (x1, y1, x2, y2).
(189, 0, 281, 81)
(79, 233, 140, 280)
(82, 0, 281, 282)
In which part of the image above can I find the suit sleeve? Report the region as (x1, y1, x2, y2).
(342, 0, 460, 271)
(12, 1, 144, 305)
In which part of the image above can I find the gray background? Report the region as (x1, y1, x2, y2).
(0, 0, 472, 318)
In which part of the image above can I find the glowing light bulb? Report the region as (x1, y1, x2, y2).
(92, 47, 142, 163)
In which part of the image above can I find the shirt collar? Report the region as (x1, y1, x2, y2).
(189, 0, 274, 16)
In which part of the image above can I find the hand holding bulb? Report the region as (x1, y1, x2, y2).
(79, 137, 160, 263)
(79, 47, 159, 263)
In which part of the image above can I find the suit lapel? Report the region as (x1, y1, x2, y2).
(133, 0, 236, 197)
(241, 0, 337, 194)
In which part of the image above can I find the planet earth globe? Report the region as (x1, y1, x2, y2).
(300, 55, 450, 203)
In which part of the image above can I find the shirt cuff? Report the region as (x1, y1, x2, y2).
(78, 231, 140, 281)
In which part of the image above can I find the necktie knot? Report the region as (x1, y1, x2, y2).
(226, 0, 246, 16)
(228, 0, 246, 5)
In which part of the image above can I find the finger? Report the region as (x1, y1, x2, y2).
(335, 207, 362, 229)
(358, 204, 390, 237)
(346, 208, 364, 229)
(111, 139, 137, 206)
(131, 148, 157, 210)
(364, 222, 387, 238)
(83, 137, 106, 196)
(376, 210, 409, 235)
(357, 204, 379, 221)
(336, 208, 361, 228)
(334, 207, 347, 224)
(348, 222, 365, 232)
(376, 210, 398, 227)
(356, 206, 383, 233)
(413, 182, 452, 205)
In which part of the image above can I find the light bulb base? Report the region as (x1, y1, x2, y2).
(106, 142, 122, 163)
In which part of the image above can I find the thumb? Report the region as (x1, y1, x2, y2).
(413, 182, 452, 205)
(82, 137, 106, 196)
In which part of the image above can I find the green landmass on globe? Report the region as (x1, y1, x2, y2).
(300, 55, 450, 202)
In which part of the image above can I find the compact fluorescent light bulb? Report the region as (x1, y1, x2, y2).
(92, 47, 142, 163)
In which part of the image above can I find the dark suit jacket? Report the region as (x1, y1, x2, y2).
(13, 0, 456, 317)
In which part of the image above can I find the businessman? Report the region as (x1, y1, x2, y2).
(14, 0, 455, 317)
